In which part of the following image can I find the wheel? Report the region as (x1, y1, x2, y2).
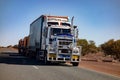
(42, 50, 50, 65)
(18, 49, 21, 54)
(36, 51, 39, 61)
(43, 56, 47, 64)
(72, 62, 79, 66)
(41, 55, 49, 65)
(25, 50, 29, 57)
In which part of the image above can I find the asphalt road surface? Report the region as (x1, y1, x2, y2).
(0, 50, 120, 80)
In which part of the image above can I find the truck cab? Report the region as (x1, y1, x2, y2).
(42, 16, 81, 66)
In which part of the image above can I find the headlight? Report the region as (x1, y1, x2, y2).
(59, 50, 61, 53)
(73, 47, 79, 54)
(73, 50, 78, 53)
(49, 47, 54, 51)
(68, 50, 71, 53)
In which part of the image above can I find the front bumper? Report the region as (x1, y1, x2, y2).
(47, 53, 80, 62)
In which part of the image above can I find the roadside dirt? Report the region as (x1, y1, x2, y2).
(79, 60, 120, 77)
(0, 47, 18, 53)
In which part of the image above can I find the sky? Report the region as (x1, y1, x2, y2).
(0, 0, 120, 47)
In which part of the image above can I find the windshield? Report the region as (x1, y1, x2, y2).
(51, 28, 71, 35)
(48, 22, 58, 26)
(61, 23, 70, 26)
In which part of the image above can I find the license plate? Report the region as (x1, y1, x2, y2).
(72, 55, 79, 59)
(58, 54, 70, 58)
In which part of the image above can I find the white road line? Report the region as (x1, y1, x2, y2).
(33, 66, 39, 69)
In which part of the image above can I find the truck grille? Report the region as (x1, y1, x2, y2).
(59, 42, 72, 45)
(58, 39, 72, 45)
(61, 49, 68, 53)
(58, 39, 72, 54)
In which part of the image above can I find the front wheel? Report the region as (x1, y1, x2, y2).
(42, 50, 50, 65)
(43, 56, 47, 64)
(72, 62, 79, 66)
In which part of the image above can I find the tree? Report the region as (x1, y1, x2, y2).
(101, 39, 114, 56)
(101, 39, 120, 60)
(13, 44, 18, 49)
(77, 39, 98, 56)
(7, 45, 12, 48)
(88, 40, 98, 53)
(77, 39, 89, 56)
(112, 40, 120, 60)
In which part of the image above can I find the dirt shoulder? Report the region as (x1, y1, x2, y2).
(0, 47, 18, 53)
(79, 61, 120, 77)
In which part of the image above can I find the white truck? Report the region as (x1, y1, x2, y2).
(22, 15, 81, 66)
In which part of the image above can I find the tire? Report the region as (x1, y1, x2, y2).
(36, 51, 39, 61)
(42, 50, 51, 65)
(41, 55, 49, 65)
(72, 62, 79, 66)
(43, 56, 47, 64)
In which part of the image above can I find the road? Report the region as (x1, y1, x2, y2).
(0, 49, 120, 80)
